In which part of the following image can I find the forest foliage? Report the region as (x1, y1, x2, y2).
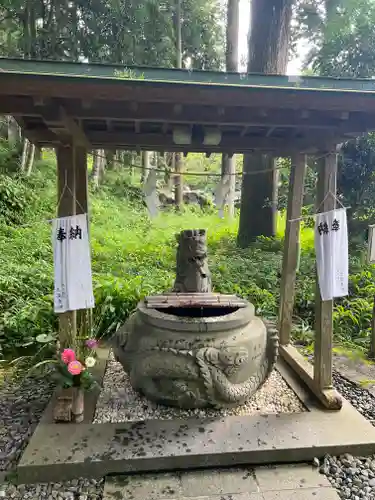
(2, 0, 375, 360)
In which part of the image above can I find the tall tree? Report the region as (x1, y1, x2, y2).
(293, 0, 375, 78)
(237, 0, 294, 247)
(174, 0, 183, 209)
(221, 0, 239, 218)
(0, 0, 225, 179)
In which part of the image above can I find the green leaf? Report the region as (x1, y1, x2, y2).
(35, 333, 54, 343)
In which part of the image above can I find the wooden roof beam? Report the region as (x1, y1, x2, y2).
(0, 96, 372, 135)
(83, 130, 342, 155)
(173, 104, 183, 115)
(240, 126, 248, 137)
(59, 102, 370, 132)
(59, 107, 91, 149)
(15, 117, 44, 145)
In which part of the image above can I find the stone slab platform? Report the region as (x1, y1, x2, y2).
(17, 397, 375, 484)
(39, 347, 109, 425)
(103, 464, 340, 500)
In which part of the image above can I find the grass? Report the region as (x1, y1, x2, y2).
(0, 150, 374, 359)
(1, 156, 275, 354)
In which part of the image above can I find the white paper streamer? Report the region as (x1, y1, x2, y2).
(52, 214, 95, 313)
(214, 175, 231, 218)
(314, 208, 348, 301)
(143, 168, 160, 218)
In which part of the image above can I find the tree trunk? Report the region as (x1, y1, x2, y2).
(221, 155, 236, 218)
(173, 229, 212, 293)
(105, 150, 115, 170)
(174, 0, 184, 209)
(90, 150, 101, 187)
(129, 151, 137, 177)
(174, 152, 183, 209)
(20, 138, 30, 173)
(26, 143, 35, 176)
(175, 0, 182, 68)
(98, 149, 105, 181)
(237, 0, 293, 246)
(164, 152, 175, 191)
(34, 146, 42, 161)
(220, 0, 239, 218)
(142, 151, 151, 184)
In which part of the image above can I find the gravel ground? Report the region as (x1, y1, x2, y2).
(333, 371, 375, 423)
(0, 478, 105, 500)
(93, 358, 306, 423)
(318, 372, 375, 499)
(4, 353, 375, 500)
(0, 374, 55, 472)
(0, 372, 104, 500)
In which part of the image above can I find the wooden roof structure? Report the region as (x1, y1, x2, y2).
(1, 58, 375, 155)
(1, 57, 370, 412)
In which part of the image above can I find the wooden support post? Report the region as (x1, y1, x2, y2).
(314, 152, 337, 393)
(280, 151, 342, 410)
(174, 152, 183, 209)
(370, 298, 375, 359)
(56, 145, 77, 348)
(368, 225, 375, 359)
(74, 146, 90, 339)
(74, 146, 88, 216)
(279, 153, 306, 345)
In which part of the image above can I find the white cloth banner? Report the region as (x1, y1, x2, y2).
(143, 168, 160, 219)
(214, 174, 230, 219)
(52, 214, 95, 313)
(314, 208, 348, 302)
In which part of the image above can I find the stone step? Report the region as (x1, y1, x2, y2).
(102, 464, 340, 500)
(17, 398, 375, 484)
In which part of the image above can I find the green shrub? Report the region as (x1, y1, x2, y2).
(0, 174, 29, 225)
(0, 138, 21, 174)
(2, 148, 375, 358)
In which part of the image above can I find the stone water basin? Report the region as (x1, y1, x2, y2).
(112, 293, 279, 409)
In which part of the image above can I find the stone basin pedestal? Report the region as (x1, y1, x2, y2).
(113, 294, 278, 409)
(113, 229, 278, 409)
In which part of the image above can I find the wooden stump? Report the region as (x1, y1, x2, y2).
(53, 387, 73, 423)
(173, 229, 212, 293)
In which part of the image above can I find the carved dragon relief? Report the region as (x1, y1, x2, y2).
(112, 229, 279, 409)
(112, 319, 279, 408)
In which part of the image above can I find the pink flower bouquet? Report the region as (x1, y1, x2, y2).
(57, 339, 99, 391)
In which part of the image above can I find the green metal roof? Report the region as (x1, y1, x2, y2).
(2, 57, 375, 95)
(2, 58, 375, 154)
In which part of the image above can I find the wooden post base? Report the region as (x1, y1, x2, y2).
(280, 344, 342, 410)
(53, 387, 73, 422)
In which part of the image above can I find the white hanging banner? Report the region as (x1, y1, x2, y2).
(143, 168, 160, 218)
(52, 213, 95, 313)
(314, 208, 348, 302)
(214, 174, 230, 219)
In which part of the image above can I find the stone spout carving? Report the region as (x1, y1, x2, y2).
(173, 229, 211, 293)
(112, 302, 279, 409)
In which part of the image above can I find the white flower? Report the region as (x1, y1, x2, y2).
(85, 356, 96, 368)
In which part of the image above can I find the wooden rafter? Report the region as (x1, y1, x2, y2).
(2, 96, 375, 139)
